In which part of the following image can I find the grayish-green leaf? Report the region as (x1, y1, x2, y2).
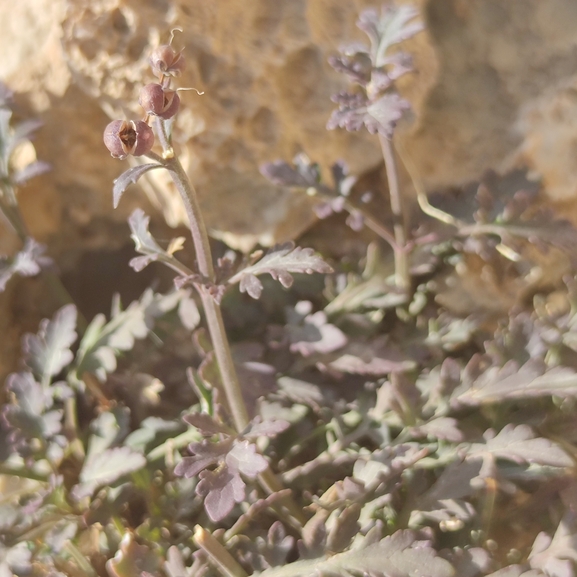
(23, 304, 77, 385)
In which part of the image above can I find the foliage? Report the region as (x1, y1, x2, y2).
(3, 4, 577, 577)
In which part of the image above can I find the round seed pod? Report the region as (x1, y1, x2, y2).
(149, 44, 185, 77)
(103, 119, 154, 159)
(139, 83, 180, 119)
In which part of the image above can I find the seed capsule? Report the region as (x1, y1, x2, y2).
(139, 83, 180, 119)
(149, 44, 185, 77)
(103, 119, 154, 159)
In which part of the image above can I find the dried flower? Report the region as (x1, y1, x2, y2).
(139, 83, 180, 119)
(149, 45, 185, 77)
(103, 120, 154, 159)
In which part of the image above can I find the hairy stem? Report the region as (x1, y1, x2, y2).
(164, 150, 306, 526)
(379, 135, 410, 292)
(165, 155, 249, 431)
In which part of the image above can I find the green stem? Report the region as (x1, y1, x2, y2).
(379, 135, 410, 292)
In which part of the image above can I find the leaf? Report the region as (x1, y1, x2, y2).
(113, 163, 163, 208)
(327, 92, 411, 138)
(225, 440, 268, 477)
(327, 503, 361, 553)
(244, 419, 291, 439)
(229, 242, 332, 299)
(467, 425, 572, 468)
(327, 337, 415, 375)
(287, 308, 348, 357)
(0, 238, 52, 292)
(196, 467, 246, 522)
(23, 304, 77, 385)
(255, 530, 454, 577)
(357, 5, 424, 67)
(529, 515, 577, 577)
(174, 439, 233, 478)
(451, 359, 577, 407)
(411, 459, 481, 526)
(106, 532, 161, 577)
(75, 289, 181, 381)
(73, 446, 146, 499)
(127, 208, 165, 271)
(2, 372, 63, 455)
(12, 160, 51, 185)
(260, 156, 321, 189)
(183, 412, 233, 436)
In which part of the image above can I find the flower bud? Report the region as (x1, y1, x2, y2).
(149, 45, 185, 77)
(103, 119, 154, 159)
(139, 83, 180, 119)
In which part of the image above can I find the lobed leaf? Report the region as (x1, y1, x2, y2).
(73, 446, 146, 499)
(228, 242, 333, 299)
(466, 424, 572, 468)
(451, 359, 577, 407)
(113, 163, 163, 209)
(327, 92, 411, 138)
(255, 530, 454, 577)
(0, 238, 53, 292)
(23, 304, 77, 385)
(196, 467, 246, 522)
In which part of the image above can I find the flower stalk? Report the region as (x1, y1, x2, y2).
(379, 134, 411, 292)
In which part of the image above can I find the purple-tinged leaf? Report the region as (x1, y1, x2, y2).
(228, 242, 333, 300)
(196, 467, 246, 522)
(327, 337, 414, 375)
(0, 238, 53, 292)
(12, 160, 51, 185)
(106, 532, 161, 577)
(23, 304, 77, 384)
(244, 419, 290, 439)
(411, 459, 481, 526)
(412, 417, 465, 443)
(183, 413, 233, 436)
(73, 446, 146, 499)
(8, 118, 44, 155)
(226, 440, 268, 477)
(529, 515, 577, 577)
(174, 438, 233, 478)
(328, 53, 372, 86)
(287, 308, 348, 357)
(260, 157, 320, 189)
(113, 163, 163, 209)
(327, 92, 411, 138)
(467, 424, 572, 468)
(266, 521, 294, 567)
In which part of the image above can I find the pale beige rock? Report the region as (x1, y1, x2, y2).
(3, 0, 577, 380)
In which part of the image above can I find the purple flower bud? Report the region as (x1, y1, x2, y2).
(149, 45, 185, 77)
(139, 83, 180, 119)
(103, 119, 154, 159)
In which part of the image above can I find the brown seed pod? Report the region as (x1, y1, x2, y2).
(139, 83, 180, 119)
(103, 120, 154, 159)
(149, 44, 185, 77)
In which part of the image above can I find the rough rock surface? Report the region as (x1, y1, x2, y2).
(2, 0, 577, 379)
